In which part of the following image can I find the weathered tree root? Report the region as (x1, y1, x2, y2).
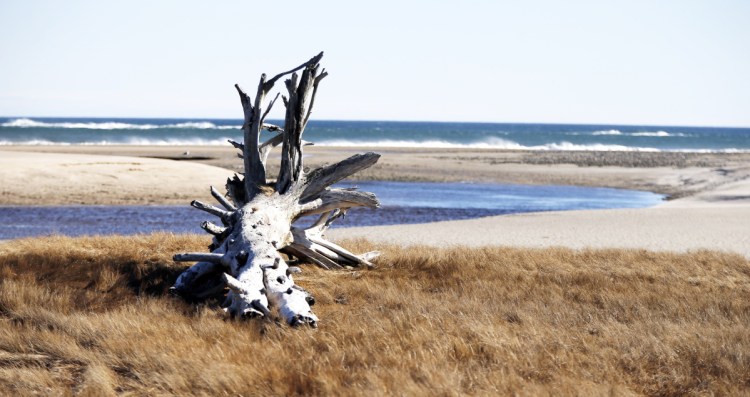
(171, 53, 380, 327)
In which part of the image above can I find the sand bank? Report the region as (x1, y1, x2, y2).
(1, 146, 748, 257)
(328, 205, 750, 258)
(3, 145, 750, 197)
(328, 155, 750, 257)
(0, 150, 233, 205)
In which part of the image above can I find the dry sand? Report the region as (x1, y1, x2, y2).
(1, 146, 749, 257)
(0, 150, 233, 205)
(328, 204, 750, 257)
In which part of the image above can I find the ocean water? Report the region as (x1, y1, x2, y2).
(0, 181, 664, 240)
(1, 117, 749, 152)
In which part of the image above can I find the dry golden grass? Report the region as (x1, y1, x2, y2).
(0, 234, 748, 396)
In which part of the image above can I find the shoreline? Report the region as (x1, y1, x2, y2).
(1, 145, 749, 257)
(3, 145, 750, 197)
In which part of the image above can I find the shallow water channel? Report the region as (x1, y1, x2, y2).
(0, 181, 664, 240)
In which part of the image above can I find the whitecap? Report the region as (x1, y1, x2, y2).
(1, 118, 239, 130)
(1, 118, 159, 130)
(591, 130, 623, 136)
(163, 122, 217, 129)
(314, 138, 662, 151)
(0, 139, 71, 146)
(532, 141, 660, 152)
(316, 136, 526, 149)
(631, 131, 675, 137)
(119, 137, 238, 146)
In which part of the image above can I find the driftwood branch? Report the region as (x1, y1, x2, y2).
(173, 52, 380, 327)
(211, 186, 237, 211)
(201, 221, 227, 236)
(191, 200, 231, 222)
(276, 55, 328, 194)
(260, 93, 281, 125)
(239, 77, 266, 197)
(296, 189, 379, 219)
(264, 51, 324, 90)
(228, 139, 244, 151)
(304, 69, 328, 129)
(301, 152, 381, 199)
(260, 133, 284, 164)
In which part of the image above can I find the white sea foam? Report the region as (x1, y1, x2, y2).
(532, 142, 660, 151)
(0, 137, 235, 146)
(589, 129, 686, 137)
(317, 137, 527, 149)
(1, 137, 746, 153)
(0, 139, 72, 146)
(670, 148, 748, 153)
(591, 130, 623, 136)
(120, 137, 236, 145)
(316, 138, 663, 151)
(1, 118, 240, 130)
(2, 118, 160, 129)
(166, 122, 216, 129)
(630, 131, 687, 137)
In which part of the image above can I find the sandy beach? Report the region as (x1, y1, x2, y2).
(1, 146, 749, 257)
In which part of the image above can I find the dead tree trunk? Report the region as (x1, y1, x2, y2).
(171, 53, 380, 327)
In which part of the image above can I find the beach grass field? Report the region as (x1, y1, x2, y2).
(1, 146, 749, 395)
(1, 234, 748, 395)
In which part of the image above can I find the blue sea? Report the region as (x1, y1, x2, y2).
(1, 117, 749, 152)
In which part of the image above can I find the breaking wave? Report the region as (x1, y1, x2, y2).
(591, 130, 623, 136)
(1, 136, 745, 152)
(631, 131, 685, 137)
(315, 138, 664, 151)
(0, 139, 70, 146)
(0, 137, 236, 146)
(316, 137, 526, 149)
(1, 118, 745, 152)
(590, 129, 686, 137)
(1, 118, 239, 130)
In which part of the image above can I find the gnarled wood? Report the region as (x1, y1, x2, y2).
(296, 188, 379, 219)
(173, 53, 380, 327)
(300, 152, 380, 199)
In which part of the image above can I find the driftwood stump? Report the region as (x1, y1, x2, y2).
(171, 53, 380, 327)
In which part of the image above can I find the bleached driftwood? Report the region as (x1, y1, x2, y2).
(171, 53, 380, 327)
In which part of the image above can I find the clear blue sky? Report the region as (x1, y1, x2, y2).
(1, 0, 748, 126)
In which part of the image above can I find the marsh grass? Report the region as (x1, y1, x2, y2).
(0, 234, 748, 396)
